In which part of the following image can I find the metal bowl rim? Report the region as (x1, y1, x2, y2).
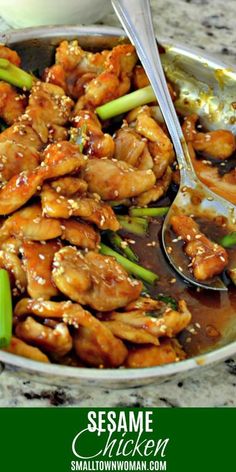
(0, 24, 235, 382)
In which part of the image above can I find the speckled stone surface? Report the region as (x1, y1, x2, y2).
(1, 0, 236, 407)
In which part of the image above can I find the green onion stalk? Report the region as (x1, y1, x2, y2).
(0, 58, 33, 90)
(117, 215, 149, 236)
(106, 231, 138, 262)
(129, 206, 169, 218)
(96, 85, 156, 120)
(100, 243, 158, 285)
(0, 269, 12, 348)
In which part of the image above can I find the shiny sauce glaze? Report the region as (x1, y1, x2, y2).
(120, 197, 236, 357)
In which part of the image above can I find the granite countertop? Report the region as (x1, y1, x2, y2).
(1, 0, 236, 407)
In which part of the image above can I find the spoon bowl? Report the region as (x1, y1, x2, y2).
(112, 0, 236, 291)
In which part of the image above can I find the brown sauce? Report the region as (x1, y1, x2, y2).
(120, 206, 236, 357)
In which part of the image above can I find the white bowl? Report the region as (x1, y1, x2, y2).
(0, 0, 111, 28)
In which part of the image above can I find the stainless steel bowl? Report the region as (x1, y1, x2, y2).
(1, 25, 236, 388)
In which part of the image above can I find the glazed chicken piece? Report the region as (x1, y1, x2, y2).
(102, 320, 160, 346)
(0, 82, 73, 152)
(0, 204, 62, 244)
(125, 340, 184, 368)
(45, 40, 137, 106)
(15, 317, 73, 356)
(104, 299, 191, 339)
(27, 82, 74, 143)
(193, 130, 236, 160)
(188, 142, 236, 205)
(82, 158, 156, 200)
(0, 45, 21, 66)
(182, 114, 236, 159)
(4, 336, 50, 363)
(52, 246, 142, 311)
(0, 249, 27, 295)
(21, 240, 61, 299)
(61, 219, 100, 249)
(0, 141, 41, 183)
(50, 176, 88, 196)
(72, 110, 115, 158)
(0, 82, 27, 125)
(135, 166, 172, 206)
(0, 142, 87, 215)
(14, 299, 128, 367)
(75, 44, 137, 110)
(114, 127, 147, 168)
(170, 214, 228, 281)
(41, 184, 120, 231)
(114, 107, 174, 204)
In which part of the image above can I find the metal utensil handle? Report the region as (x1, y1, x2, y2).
(111, 0, 195, 182)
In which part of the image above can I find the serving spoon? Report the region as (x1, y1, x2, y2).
(111, 0, 236, 291)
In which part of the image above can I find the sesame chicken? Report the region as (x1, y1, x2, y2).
(52, 246, 142, 311)
(170, 214, 228, 281)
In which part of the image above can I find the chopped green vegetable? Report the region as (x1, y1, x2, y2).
(96, 85, 156, 120)
(156, 294, 178, 311)
(100, 243, 158, 285)
(129, 206, 169, 218)
(219, 232, 236, 248)
(0, 269, 12, 348)
(106, 231, 138, 262)
(0, 58, 33, 90)
(70, 124, 87, 152)
(117, 215, 148, 236)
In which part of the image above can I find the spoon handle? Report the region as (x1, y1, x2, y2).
(111, 0, 195, 184)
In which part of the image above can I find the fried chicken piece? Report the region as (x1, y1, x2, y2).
(0, 82, 27, 125)
(21, 240, 60, 299)
(4, 336, 50, 363)
(135, 166, 172, 206)
(0, 120, 42, 149)
(170, 214, 228, 280)
(135, 110, 174, 161)
(189, 142, 236, 204)
(82, 158, 156, 200)
(15, 317, 72, 356)
(41, 184, 119, 231)
(61, 219, 100, 249)
(0, 204, 62, 243)
(0, 249, 27, 295)
(193, 130, 236, 160)
(0, 45, 21, 66)
(182, 115, 236, 159)
(0, 82, 73, 160)
(27, 82, 74, 143)
(103, 320, 160, 345)
(0, 169, 43, 215)
(0, 142, 86, 215)
(50, 176, 88, 196)
(72, 110, 115, 158)
(52, 246, 142, 311)
(74, 326, 127, 367)
(0, 141, 41, 182)
(14, 298, 128, 367)
(114, 127, 147, 167)
(74, 44, 137, 109)
(125, 340, 181, 368)
(106, 300, 191, 338)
